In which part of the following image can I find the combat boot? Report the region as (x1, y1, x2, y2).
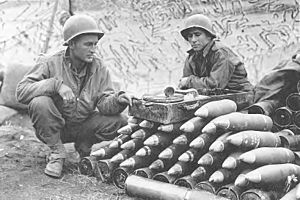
(44, 142, 66, 178)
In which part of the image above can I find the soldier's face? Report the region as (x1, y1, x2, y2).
(187, 28, 212, 51)
(70, 34, 99, 63)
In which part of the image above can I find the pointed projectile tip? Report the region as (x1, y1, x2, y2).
(117, 124, 136, 134)
(131, 129, 145, 139)
(180, 121, 194, 132)
(178, 153, 189, 162)
(158, 148, 173, 159)
(135, 147, 147, 156)
(120, 140, 134, 150)
(139, 120, 154, 128)
(198, 154, 213, 165)
(209, 171, 224, 183)
(158, 124, 173, 132)
(191, 166, 206, 178)
(195, 107, 209, 118)
(144, 135, 158, 146)
(209, 141, 224, 152)
(234, 174, 249, 187)
(149, 160, 164, 170)
(227, 134, 242, 146)
(168, 164, 181, 176)
(190, 137, 204, 148)
(214, 119, 230, 130)
(239, 152, 256, 164)
(202, 122, 217, 134)
(110, 154, 124, 163)
(222, 157, 237, 169)
(173, 135, 187, 145)
(120, 158, 134, 168)
(90, 148, 105, 157)
(245, 171, 262, 183)
(109, 140, 120, 149)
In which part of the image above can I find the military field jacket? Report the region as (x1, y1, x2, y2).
(254, 51, 300, 104)
(182, 39, 253, 92)
(16, 49, 126, 123)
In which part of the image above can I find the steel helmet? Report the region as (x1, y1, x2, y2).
(63, 14, 104, 46)
(180, 14, 216, 40)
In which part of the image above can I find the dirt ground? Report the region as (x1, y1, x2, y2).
(0, 113, 137, 200)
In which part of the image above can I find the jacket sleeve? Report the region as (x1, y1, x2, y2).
(186, 48, 236, 89)
(96, 67, 127, 115)
(182, 56, 194, 77)
(254, 60, 300, 104)
(16, 62, 63, 105)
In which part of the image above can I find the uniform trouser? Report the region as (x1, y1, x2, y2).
(28, 96, 127, 157)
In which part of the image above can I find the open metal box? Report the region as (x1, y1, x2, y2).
(129, 88, 253, 124)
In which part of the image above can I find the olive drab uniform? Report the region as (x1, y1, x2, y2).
(254, 50, 300, 104)
(179, 14, 253, 92)
(16, 48, 127, 157)
(182, 39, 254, 91)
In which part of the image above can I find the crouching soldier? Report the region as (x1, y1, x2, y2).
(16, 14, 134, 178)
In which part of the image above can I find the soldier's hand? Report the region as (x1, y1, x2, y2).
(178, 77, 189, 89)
(58, 83, 75, 104)
(118, 92, 135, 107)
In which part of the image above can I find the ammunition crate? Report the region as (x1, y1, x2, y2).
(129, 89, 253, 124)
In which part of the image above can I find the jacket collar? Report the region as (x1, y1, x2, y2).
(187, 39, 215, 58)
(63, 47, 96, 75)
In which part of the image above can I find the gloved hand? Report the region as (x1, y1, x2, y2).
(58, 83, 75, 104)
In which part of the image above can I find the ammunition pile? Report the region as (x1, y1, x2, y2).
(79, 97, 300, 200)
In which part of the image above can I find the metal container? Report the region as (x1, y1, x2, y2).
(129, 89, 253, 124)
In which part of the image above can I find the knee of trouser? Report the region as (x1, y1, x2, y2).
(29, 96, 54, 114)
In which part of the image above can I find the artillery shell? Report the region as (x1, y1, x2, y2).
(133, 167, 157, 179)
(95, 159, 118, 182)
(195, 99, 237, 118)
(180, 117, 209, 133)
(159, 143, 189, 160)
(117, 123, 139, 135)
(222, 151, 243, 169)
(216, 183, 245, 200)
(157, 121, 186, 133)
(245, 163, 300, 184)
(195, 180, 222, 194)
(203, 113, 273, 134)
(173, 131, 199, 145)
(168, 161, 198, 176)
(227, 130, 281, 150)
(286, 93, 300, 112)
(112, 167, 135, 189)
(110, 149, 135, 164)
(126, 175, 229, 200)
(153, 171, 178, 184)
(109, 134, 131, 149)
(239, 147, 295, 165)
(240, 188, 282, 200)
(79, 156, 97, 176)
(273, 106, 293, 128)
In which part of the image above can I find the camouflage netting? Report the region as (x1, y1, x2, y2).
(0, 0, 300, 107)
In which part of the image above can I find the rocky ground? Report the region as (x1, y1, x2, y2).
(0, 113, 137, 200)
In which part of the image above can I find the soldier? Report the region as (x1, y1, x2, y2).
(178, 14, 253, 92)
(16, 14, 134, 178)
(254, 50, 300, 106)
